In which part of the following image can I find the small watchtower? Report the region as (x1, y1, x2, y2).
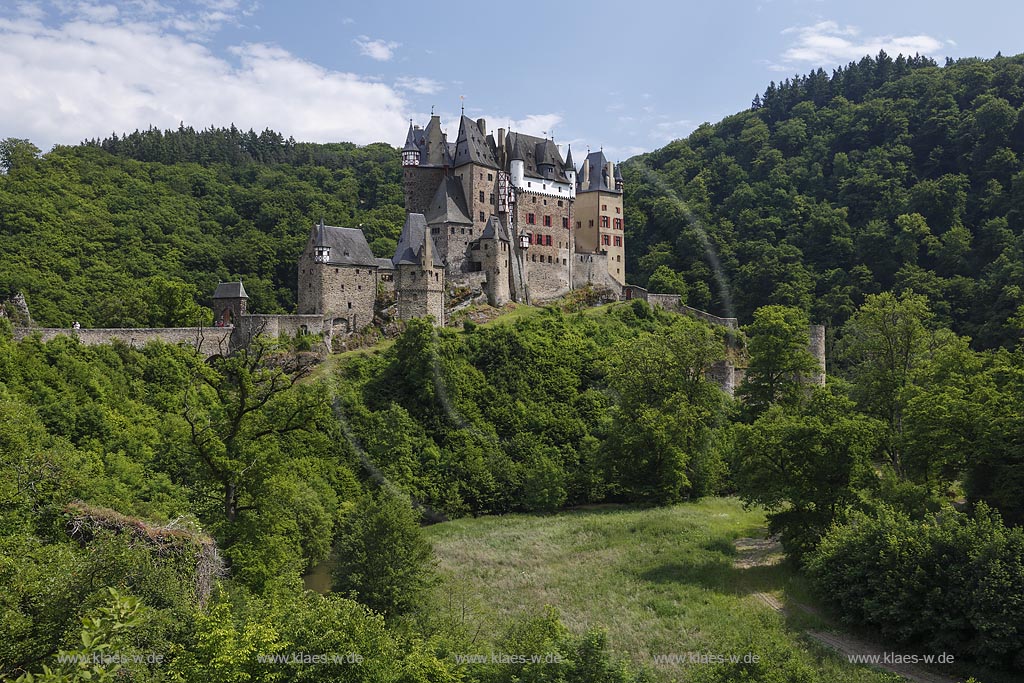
(393, 213, 445, 325)
(212, 281, 248, 326)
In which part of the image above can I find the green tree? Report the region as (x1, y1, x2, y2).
(839, 291, 934, 475)
(736, 305, 820, 417)
(332, 488, 436, 618)
(733, 389, 882, 556)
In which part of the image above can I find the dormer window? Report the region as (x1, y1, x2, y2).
(314, 246, 330, 262)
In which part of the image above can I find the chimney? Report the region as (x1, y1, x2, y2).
(607, 161, 615, 186)
(477, 118, 487, 136)
(582, 160, 591, 186)
(497, 127, 505, 150)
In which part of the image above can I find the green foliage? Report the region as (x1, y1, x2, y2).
(332, 489, 437, 618)
(736, 305, 820, 417)
(0, 130, 402, 326)
(732, 388, 883, 556)
(807, 503, 1024, 669)
(625, 52, 1024, 348)
(16, 588, 147, 683)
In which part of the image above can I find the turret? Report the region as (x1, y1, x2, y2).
(564, 145, 576, 198)
(313, 218, 330, 262)
(401, 121, 420, 166)
(509, 134, 525, 188)
(614, 161, 623, 192)
(211, 280, 248, 326)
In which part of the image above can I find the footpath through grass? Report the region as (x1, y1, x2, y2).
(427, 497, 901, 682)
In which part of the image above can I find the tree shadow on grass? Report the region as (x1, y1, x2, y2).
(639, 556, 786, 597)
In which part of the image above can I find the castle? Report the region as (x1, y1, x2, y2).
(286, 115, 628, 334)
(7, 111, 827, 391)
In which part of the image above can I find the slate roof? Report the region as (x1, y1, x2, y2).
(479, 215, 510, 242)
(505, 131, 570, 182)
(453, 115, 498, 169)
(375, 257, 395, 271)
(393, 213, 444, 267)
(310, 221, 380, 267)
(213, 281, 248, 299)
(424, 176, 472, 225)
(402, 122, 418, 152)
(578, 150, 616, 193)
(563, 145, 575, 171)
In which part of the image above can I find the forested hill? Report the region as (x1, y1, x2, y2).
(0, 129, 405, 327)
(622, 52, 1024, 349)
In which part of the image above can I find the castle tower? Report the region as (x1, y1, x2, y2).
(574, 150, 625, 285)
(401, 121, 420, 167)
(402, 114, 449, 215)
(297, 219, 379, 334)
(211, 281, 248, 325)
(425, 176, 474, 275)
(393, 213, 445, 325)
(477, 215, 512, 306)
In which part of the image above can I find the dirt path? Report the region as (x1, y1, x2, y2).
(732, 537, 962, 683)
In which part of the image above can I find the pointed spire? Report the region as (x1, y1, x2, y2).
(510, 133, 524, 162)
(316, 217, 326, 245)
(614, 162, 623, 180)
(563, 144, 574, 170)
(402, 120, 418, 152)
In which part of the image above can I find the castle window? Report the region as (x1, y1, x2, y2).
(543, 199, 547, 205)
(461, 228, 466, 234)
(558, 200, 563, 207)
(527, 213, 535, 224)
(532, 196, 536, 203)
(348, 302, 352, 309)
(545, 235, 552, 246)
(589, 220, 594, 227)
(527, 181, 531, 187)
(562, 258, 567, 265)
(431, 227, 440, 234)
(562, 217, 569, 229)
(547, 255, 552, 263)
(469, 228, 473, 235)
(489, 193, 495, 204)
(600, 216, 609, 228)
(602, 234, 611, 246)
(479, 211, 485, 221)
(356, 269, 360, 274)
(335, 268, 339, 273)
(452, 227, 456, 233)
(616, 206, 621, 214)
(487, 173, 493, 180)
(614, 218, 622, 229)
(601, 204, 607, 211)
(358, 285, 362, 290)
(617, 255, 621, 262)
(531, 254, 536, 262)
(576, 221, 581, 229)
(614, 236, 622, 247)
(543, 215, 551, 227)
(479, 191, 485, 202)
(479, 172, 483, 179)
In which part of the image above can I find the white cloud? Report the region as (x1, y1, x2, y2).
(772, 20, 945, 71)
(0, 12, 411, 149)
(354, 35, 398, 61)
(507, 113, 562, 138)
(395, 76, 442, 95)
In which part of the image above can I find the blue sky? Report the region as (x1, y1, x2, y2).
(1, 0, 1021, 160)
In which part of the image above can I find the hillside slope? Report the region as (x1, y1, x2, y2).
(623, 52, 1024, 348)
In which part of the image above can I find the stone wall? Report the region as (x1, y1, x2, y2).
(12, 326, 234, 358)
(395, 263, 445, 324)
(624, 286, 739, 329)
(572, 252, 623, 296)
(297, 255, 377, 332)
(404, 166, 445, 215)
